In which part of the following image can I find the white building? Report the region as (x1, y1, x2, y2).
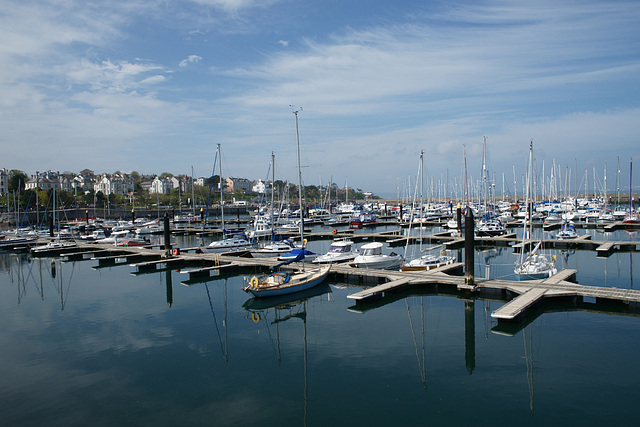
(0, 169, 8, 195)
(150, 176, 172, 194)
(252, 179, 266, 194)
(93, 173, 134, 196)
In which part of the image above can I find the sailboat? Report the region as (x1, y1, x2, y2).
(514, 141, 557, 280)
(401, 150, 454, 271)
(556, 220, 578, 239)
(475, 136, 506, 237)
(31, 187, 76, 254)
(203, 144, 252, 253)
(243, 107, 330, 298)
(251, 152, 300, 258)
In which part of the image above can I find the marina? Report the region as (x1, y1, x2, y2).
(3, 179, 640, 426)
(8, 216, 640, 326)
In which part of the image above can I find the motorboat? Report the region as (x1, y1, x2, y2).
(246, 218, 273, 240)
(0, 235, 38, 249)
(76, 229, 107, 242)
(349, 213, 376, 229)
(250, 239, 298, 258)
(96, 230, 137, 244)
(135, 219, 164, 235)
(475, 216, 506, 237)
(31, 240, 77, 254)
(312, 238, 358, 264)
(353, 242, 402, 270)
(204, 233, 252, 253)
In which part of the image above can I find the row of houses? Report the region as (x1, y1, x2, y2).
(0, 169, 268, 196)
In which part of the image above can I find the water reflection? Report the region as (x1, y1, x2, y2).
(242, 284, 331, 426)
(1, 230, 640, 425)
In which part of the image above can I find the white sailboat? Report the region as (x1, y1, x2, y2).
(244, 107, 330, 297)
(401, 150, 455, 271)
(204, 144, 252, 253)
(250, 152, 299, 258)
(515, 141, 557, 280)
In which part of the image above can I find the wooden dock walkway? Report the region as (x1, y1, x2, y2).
(15, 232, 640, 325)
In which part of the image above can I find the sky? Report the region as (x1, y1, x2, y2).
(2, 0, 640, 199)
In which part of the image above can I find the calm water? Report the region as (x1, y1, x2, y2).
(1, 226, 640, 426)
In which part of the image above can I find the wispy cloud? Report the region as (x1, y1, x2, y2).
(179, 55, 203, 67)
(1, 0, 639, 193)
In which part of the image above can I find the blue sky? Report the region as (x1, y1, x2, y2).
(2, 0, 639, 198)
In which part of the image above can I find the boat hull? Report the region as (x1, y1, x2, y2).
(244, 266, 331, 298)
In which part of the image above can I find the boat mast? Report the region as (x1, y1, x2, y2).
(617, 156, 621, 206)
(630, 157, 633, 215)
(521, 140, 533, 268)
(291, 107, 304, 248)
(271, 151, 275, 233)
(482, 136, 487, 213)
(218, 143, 225, 235)
(191, 166, 196, 217)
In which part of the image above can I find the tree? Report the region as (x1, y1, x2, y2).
(8, 170, 28, 192)
(95, 191, 107, 206)
(80, 169, 94, 176)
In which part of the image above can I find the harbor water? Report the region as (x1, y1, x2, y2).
(1, 225, 639, 426)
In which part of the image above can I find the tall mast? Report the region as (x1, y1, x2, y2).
(271, 152, 275, 231)
(482, 136, 487, 212)
(617, 156, 621, 206)
(218, 144, 225, 234)
(191, 166, 195, 216)
(630, 158, 633, 215)
(292, 107, 304, 247)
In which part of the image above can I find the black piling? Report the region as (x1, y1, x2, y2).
(49, 214, 54, 237)
(464, 207, 474, 285)
(464, 300, 475, 374)
(166, 270, 173, 308)
(163, 214, 172, 253)
(456, 203, 462, 231)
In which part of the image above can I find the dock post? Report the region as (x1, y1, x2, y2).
(456, 203, 462, 231)
(464, 300, 475, 374)
(166, 270, 173, 308)
(464, 207, 474, 285)
(49, 214, 54, 237)
(163, 214, 172, 253)
(131, 209, 135, 222)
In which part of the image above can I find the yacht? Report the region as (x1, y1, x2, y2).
(312, 238, 359, 264)
(353, 242, 402, 270)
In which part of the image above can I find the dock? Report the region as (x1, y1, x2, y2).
(11, 225, 640, 326)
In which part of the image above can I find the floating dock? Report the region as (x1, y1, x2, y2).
(12, 224, 640, 326)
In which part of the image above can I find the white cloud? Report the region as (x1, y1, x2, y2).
(277, 40, 289, 47)
(179, 55, 203, 67)
(186, 0, 280, 13)
(140, 75, 167, 85)
(66, 59, 165, 92)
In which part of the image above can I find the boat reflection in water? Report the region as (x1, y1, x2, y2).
(243, 283, 332, 425)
